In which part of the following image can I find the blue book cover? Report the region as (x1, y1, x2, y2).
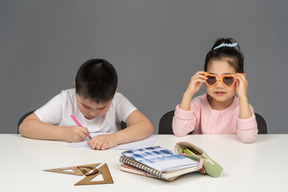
(121, 146, 198, 172)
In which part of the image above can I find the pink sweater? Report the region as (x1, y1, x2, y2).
(172, 93, 258, 143)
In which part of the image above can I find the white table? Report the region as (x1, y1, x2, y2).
(0, 134, 287, 192)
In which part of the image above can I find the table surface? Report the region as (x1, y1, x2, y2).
(0, 134, 287, 192)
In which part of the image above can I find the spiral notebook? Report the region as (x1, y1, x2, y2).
(119, 146, 200, 181)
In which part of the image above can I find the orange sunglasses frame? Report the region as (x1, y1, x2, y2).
(204, 74, 236, 88)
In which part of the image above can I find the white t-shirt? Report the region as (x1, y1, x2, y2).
(35, 89, 137, 133)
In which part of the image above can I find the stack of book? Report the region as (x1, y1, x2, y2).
(119, 146, 200, 181)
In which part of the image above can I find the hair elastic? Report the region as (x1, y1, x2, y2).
(213, 43, 238, 50)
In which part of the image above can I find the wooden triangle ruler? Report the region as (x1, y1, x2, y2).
(43, 163, 100, 176)
(75, 163, 113, 185)
(43, 163, 113, 185)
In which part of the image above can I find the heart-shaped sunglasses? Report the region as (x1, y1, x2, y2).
(205, 74, 236, 88)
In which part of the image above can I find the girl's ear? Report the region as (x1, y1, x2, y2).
(74, 81, 76, 93)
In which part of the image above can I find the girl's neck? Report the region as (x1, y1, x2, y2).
(207, 94, 234, 111)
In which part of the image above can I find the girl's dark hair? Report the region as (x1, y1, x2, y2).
(204, 38, 244, 73)
(75, 59, 118, 103)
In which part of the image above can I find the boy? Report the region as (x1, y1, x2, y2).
(19, 59, 154, 150)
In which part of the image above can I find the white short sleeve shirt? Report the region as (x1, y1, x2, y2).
(35, 89, 137, 133)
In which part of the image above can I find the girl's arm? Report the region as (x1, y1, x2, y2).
(236, 73, 252, 119)
(237, 107, 258, 143)
(239, 97, 252, 119)
(235, 73, 258, 143)
(172, 106, 196, 136)
(179, 71, 207, 111)
(173, 99, 203, 136)
(174, 71, 207, 136)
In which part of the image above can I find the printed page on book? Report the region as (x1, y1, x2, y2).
(121, 146, 199, 172)
(68, 134, 158, 150)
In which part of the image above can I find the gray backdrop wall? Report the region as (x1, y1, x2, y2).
(1, 0, 287, 134)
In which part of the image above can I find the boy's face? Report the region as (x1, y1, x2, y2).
(76, 94, 112, 120)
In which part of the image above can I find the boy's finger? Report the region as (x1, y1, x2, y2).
(79, 127, 90, 137)
(101, 144, 107, 150)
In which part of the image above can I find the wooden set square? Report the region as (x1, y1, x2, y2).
(43, 163, 113, 185)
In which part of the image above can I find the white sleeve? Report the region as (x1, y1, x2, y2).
(115, 93, 137, 123)
(34, 92, 63, 125)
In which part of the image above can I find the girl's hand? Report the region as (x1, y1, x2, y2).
(236, 73, 252, 119)
(179, 71, 207, 111)
(235, 73, 248, 99)
(185, 71, 207, 96)
(87, 134, 118, 150)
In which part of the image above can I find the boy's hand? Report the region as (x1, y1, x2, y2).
(87, 134, 118, 150)
(235, 73, 248, 99)
(65, 126, 90, 142)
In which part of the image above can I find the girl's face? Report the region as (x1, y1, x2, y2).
(206, 59, 237, 110)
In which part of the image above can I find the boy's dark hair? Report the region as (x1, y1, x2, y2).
(75, 59, 118, 103)
(204, 38, 244, 73)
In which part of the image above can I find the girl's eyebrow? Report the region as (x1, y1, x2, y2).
(208, 72, 234, 75)
(223, 73, 234, 75)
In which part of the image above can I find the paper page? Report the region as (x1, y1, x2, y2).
(68, 134, 158, 150)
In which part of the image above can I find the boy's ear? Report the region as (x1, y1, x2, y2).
(116, 87, 118, 91)
(74, 81, 77, 93)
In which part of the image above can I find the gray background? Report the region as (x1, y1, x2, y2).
(1, 0, 287, 134)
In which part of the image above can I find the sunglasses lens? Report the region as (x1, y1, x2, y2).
(206, 75, 217, 86)
(223, 76, 235, 87)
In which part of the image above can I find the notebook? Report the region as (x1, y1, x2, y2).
(68, 134, 158, 150)
(119, 146, 200, 181)
(120, 164, 157, 179)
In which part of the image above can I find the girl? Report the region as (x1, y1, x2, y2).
(172, 38, 258, 143)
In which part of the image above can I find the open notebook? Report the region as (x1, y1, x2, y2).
(68, 134, 158, 150)
(120, 146, 200, 181)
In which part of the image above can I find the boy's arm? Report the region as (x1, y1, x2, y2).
(114, 110, 154, 143)
(88, 110, 154, 150)
(19, 113, 90, 142)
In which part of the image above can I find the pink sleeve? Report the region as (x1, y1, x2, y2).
(172, 104, 200, 136)
(237, 106, 258, 143)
